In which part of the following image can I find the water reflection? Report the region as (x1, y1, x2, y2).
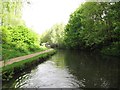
(2, 50, 120, 88)
(55, 50, 119, 88)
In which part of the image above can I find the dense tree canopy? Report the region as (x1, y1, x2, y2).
(1, 0, 46, 60)
(64, 2, 120, 56)
(40, 2, 120, 56)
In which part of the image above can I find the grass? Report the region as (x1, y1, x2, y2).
(2, 49, 56, 81)
(2, 43, 48, 61)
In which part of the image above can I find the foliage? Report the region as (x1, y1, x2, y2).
(0, 0, 48, 61)
(64, 2, 120, 56)
(101, 42, 120, 56)
(40, 23, 65, 48)
(0, 0, 25, 26)
(0, 28, 1, 60)
(1, 26, 47, 61)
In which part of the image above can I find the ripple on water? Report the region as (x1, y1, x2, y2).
(15, 61, 82, 88)
(4, 50, 119, 88)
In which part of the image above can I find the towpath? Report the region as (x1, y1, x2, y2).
(0, 49, 54, 68)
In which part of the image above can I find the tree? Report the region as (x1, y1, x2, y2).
(64, 2, 120, 56)
(0, 0, 26, 26)
(40, 23, 65, 48)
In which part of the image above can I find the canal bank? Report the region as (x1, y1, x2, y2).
(2, 50, 120, 88)
(2, 49, 56, 81)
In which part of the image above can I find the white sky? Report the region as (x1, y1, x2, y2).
(22, 0, 85, 34)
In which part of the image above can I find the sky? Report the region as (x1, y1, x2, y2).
(22, 0, 85, 34)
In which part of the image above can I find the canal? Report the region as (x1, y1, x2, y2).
(3, 50, 120, 88)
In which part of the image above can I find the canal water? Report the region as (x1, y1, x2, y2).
(3, 50, 120, 88)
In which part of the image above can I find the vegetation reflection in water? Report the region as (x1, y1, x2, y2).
(3, 50, 119, 88)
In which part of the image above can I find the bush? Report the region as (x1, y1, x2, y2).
(1, 25, 47, 61)
(101, 42, 120, 56)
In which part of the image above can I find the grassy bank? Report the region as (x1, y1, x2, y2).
(2, 43, 48, 61)
(2, 49, 56, 81)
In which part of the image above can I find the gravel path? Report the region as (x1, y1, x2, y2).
(0, 49, 53, 68)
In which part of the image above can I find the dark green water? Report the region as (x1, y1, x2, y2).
(3, 50, 120, 88)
